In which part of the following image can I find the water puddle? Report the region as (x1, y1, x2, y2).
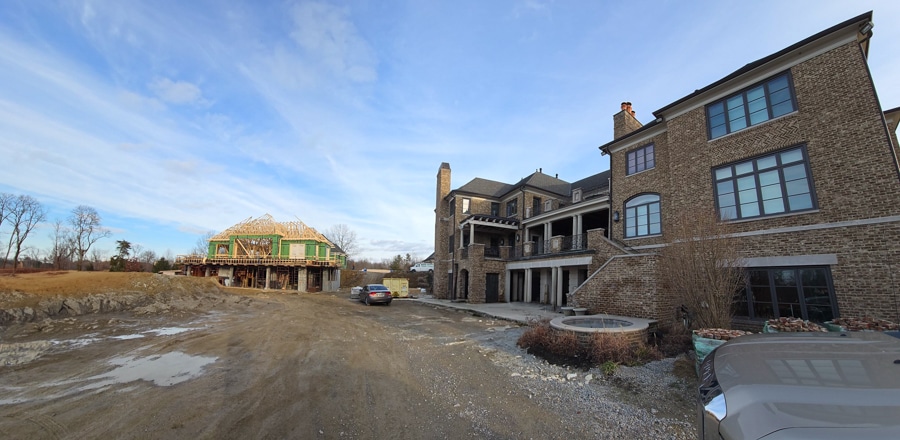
(146, 327, 195, 336)
(80, 351, 218, 389)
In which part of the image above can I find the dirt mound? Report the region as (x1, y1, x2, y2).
(0, 271, 237, 325)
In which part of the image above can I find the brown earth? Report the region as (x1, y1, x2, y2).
(0, 272, 696, 439)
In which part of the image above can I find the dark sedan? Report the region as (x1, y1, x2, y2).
(359, 284, 393, 306)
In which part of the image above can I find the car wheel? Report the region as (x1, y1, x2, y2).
(364, 296, 370, 306)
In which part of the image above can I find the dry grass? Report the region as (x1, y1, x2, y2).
(588, 333, 662, 366)
(0, 271, 223, 309)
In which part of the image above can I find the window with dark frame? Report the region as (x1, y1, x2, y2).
(462, 198, 470, 214)
(626, 143, 655, 175)
(506, 199, 517, 217)
(624, 193, 661, 238)
(735, 266, 836, 322)
(706, 72, 797, 139)
(448, 234, 454, 253)
(713, 145, 816, 221)
(490, 202, 500, 216)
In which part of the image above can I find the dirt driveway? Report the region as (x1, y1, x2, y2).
(0, 288, 695, 439)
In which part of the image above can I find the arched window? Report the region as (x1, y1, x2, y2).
(624, 194, 661, 238)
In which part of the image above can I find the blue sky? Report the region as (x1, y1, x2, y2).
(1, 1, 898, 262)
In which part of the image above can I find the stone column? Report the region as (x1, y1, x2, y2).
(524, 268, 532, 302)
(556, 267, 564, 308)
(265, 267, 271, 290)
(469, 223, 475, 247)
(505, 269, 512, 303)
(550, 266, 558, 307)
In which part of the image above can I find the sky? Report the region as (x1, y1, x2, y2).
(1, 0, 898, 263)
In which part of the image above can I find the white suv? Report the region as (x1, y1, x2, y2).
(409, 262, 433, 272)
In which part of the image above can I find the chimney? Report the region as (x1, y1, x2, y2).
(613, 101, 643, 139)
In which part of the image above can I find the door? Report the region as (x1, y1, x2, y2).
(485, 273, 499, 303)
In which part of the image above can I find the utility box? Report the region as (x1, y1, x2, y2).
(382, 278, 409, 298)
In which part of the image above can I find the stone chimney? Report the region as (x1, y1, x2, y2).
(613, 101, 642, 139)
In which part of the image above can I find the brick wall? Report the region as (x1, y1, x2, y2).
(571, 254, 667, 321)
(601, 40, 900, 323)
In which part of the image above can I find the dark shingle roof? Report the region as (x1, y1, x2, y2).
(513, 172, 571, 197)
(457, 178, 515, 198)
(456, 171, 572, 199)
(570, 170, 611, 193)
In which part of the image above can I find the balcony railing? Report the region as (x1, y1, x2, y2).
(562, 233, 587, 251)
(457, 233, 591, 262)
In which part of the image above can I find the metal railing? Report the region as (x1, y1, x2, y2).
(562, 233, 587, 251)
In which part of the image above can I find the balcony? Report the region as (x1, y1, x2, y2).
(176, 255, 343, 267)
(519, 233, 589, 259)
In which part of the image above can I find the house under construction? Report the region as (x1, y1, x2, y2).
(177, 214, 346, 292)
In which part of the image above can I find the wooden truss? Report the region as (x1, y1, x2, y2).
(210, 214, 333, 245)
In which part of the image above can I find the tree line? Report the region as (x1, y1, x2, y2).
(1, 193, 172, 274)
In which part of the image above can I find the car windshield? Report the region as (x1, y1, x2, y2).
(369, 285, 389, 290)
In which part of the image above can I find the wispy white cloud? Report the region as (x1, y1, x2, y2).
(288, 1, 377, 84)
(148, 78, 207, 106)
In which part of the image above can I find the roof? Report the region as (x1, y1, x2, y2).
(570, 170, 611, 193)
(455, 171, 572, 199)
(600, 11, 874, 153)
(210, 214, 333, 244)
(457, 177, 514, 198)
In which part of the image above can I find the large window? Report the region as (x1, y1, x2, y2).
(627, 143, 655, 175)
(490, 202, 500, 216)
(506, 199, 517, 217)
(736, 267, 836, 322)
(706, 72, 797, 139)
(714, 146, 816, 221)
(624, 194, 661, 238)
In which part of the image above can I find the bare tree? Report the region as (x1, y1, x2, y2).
(138, 249, 157, 271)
(2, 195, 47, 273)
(0, 192, 12, 264)
(48, 219, 74, 270)
(90, 248, 110, 271)
(192, 231, 216, 256)
(69, 205, 111, 271)
(324, 224, 358, 258)
(657, 209, 746, 329)
(25, 247, 43, 266)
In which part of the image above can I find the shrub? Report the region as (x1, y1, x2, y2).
(657, 209, 745, 330)
(588, 333, 662, 367)
(600, 360, 619, 376)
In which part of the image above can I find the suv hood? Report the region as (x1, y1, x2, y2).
(714, 332, 900, 439)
